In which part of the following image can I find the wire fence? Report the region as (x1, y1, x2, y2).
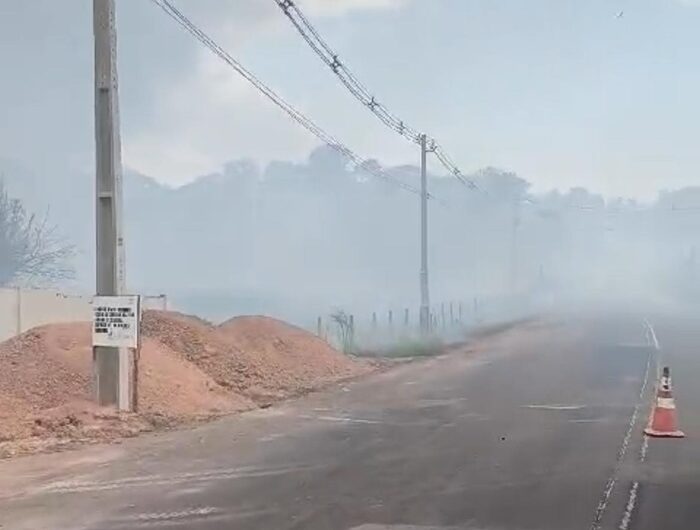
(315, 299, 485, 354)
(315, 293, 544, 355)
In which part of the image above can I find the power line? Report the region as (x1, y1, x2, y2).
(274, 0, 421, 144)
(273, 0, 481, 191)
(149, 0, 427, 198)
(433, 144, 480, 191)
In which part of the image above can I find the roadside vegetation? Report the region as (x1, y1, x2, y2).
(355, 337, 445, 359)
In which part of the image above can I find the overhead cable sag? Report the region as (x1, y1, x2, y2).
(273, 0, 482, 192)
(150, 0, 430, 198)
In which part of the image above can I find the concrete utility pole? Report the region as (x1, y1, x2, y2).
(510, 200, 521, 293)
(419, 134, 431, 335)
(93, 0, 130, 409)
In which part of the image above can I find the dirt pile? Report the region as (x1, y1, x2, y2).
(0, 321, 251, 455)
(143, 311, 370, 402)
(0, 311, 368, 457)
(218, 315, 368, 399)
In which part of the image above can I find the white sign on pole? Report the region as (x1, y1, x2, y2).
(92, 295, 140, 348)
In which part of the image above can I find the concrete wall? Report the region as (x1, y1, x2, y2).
(0, 289, 20, 342)
(0, 288, 168, 343)
(142, 295, 168, 311)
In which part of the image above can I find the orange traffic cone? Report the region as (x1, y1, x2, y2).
(645, 367, 685, 438)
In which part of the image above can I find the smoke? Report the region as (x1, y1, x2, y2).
(4, 148, 699, 333)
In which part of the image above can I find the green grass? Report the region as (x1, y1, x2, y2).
(357, 338, 444, 359)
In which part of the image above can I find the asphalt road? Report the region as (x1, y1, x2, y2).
(0, 313, 698, 530)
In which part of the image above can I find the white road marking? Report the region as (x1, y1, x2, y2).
(108, 507, 270, 528)
(314, 415, 383, 425)
(639, 435, 649, 463)
(36, 464, 319, 495)
(639, 351, 652, 401)
(643, 319, 660, 351)
(590, 345, 652, 530)
(618, 354, 649, 530)
(616, 348, 655, 530)
(619, 481, 639, 530)
(130, 507, 219, 522)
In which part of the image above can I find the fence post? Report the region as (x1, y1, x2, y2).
(459, 302, 463, 322)
(450, 302, 454, 325)
(372, 311, 377, 331)
(441, 303, 445, 329)
(317, 316, 322, 337)
(388, 310, 393, 327)
(349, 314, 355, 351)
(404, 308, 409, 327)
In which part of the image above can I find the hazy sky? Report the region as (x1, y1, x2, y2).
(2, 0, 700, 199)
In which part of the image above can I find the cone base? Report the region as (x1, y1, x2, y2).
(644, 427, 685, 438)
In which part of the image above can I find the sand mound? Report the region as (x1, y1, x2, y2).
(0, 310, 370, 455)
(0, 325, 92, 415)
(0, 322, 251, 447)
(143, 311, 369, 402)
(141, 311, 229, 367)
(218, 316, 367, 399)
